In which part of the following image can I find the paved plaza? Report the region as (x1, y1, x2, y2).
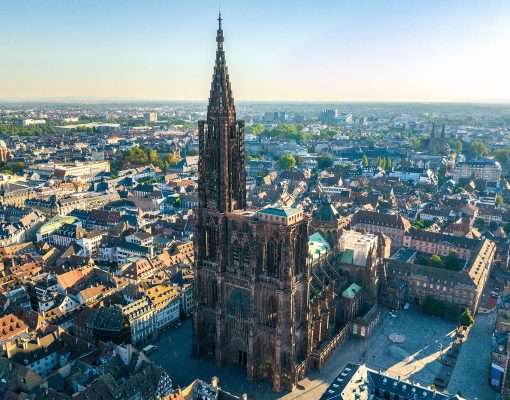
(149, 309, 497, 399)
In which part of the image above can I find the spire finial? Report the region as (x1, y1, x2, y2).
(216, 11, 224, 46)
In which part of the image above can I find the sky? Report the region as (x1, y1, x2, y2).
(0, 0, 509, 102)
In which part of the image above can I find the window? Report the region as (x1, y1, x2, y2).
(266, 239, 281, 278)
(265, 296, 278, 328)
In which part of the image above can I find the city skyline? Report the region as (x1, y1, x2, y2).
(1, 0, 509, 102)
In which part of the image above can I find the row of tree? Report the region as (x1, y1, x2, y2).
(0, 123, 58, 137)
(415, 251, 463, 271)
(422, 296, 474, 326)
(112, 146, 180, 174)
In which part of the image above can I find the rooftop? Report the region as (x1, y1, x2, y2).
(342, 283, 362, 300)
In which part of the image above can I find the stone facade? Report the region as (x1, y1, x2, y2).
(193, 15, 310, 391)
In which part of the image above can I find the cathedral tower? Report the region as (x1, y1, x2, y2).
(198, 13, 246, 213)
(193, 15, 311, 392)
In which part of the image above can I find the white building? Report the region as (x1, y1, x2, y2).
(449, 159, 502, 184)
(147, 285, 181, 329)
(122, 297, 156, 344)
(388, 168, 437, 185)
(22, 119, 46, 127)
(339, 230, 378, 267)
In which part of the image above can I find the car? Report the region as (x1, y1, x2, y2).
(142, 344, 158, 355)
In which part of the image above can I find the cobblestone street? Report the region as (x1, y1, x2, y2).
(448, 312, 498, 400)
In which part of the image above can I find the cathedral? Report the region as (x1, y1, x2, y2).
(193, 15, 383, 392)
(192, 14, 311, 391)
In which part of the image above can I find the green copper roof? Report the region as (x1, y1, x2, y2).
(37, 215, 77, 236)
(342, 283, 362, 300)
(308, 232, 331, 260)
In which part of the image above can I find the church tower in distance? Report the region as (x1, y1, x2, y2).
(193, 14, 311, 392)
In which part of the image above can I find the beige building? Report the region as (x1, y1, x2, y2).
(403, 228, 474, 260)
(351, 210, 410, 249)
(387, 238, 495, 313)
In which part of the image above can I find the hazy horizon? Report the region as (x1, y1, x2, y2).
(1, 0, 509, 102)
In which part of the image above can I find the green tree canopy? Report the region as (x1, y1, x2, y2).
(265, 124, 310, 142)
(165, 152, 180, 167)
(459, 309, 474, 327)
(317, 155, 333, 170)
(430, 255, 443, 268)
(148, 149, 160, 165)
(453, 140, 463, 154)
(248, 123, 265, 136)
(362, 154, 369, 167)
(125, 146, 149, 165)
(494, 148, 510, 164)
(469, 140, 489, 158)
(422, 296, 463, 322)
(278, 153, 297, 170)
(444, 252, 462, 271)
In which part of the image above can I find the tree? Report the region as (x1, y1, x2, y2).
(422, 296, 463, 322)
(148, 148, 160, 165)
(272, 124, 297, 138)
(320, 129, 337, 138)
(165, 152, 180, 167)
(125, 146, 148, 165)
(453, 140, 463, 155)
(469, 140, 489, 158)
(317, 155, 333, 170)
(278, 154, 296, 170)
(430, 255, 443, 268)
(459, 309, 474, 327)
(268, 124, 310, 142)
(362, 154, 369, 167)
(496, 193, 504, 206)
(249, 123, 265, 136)
(494, 148, 510, 164)
(444, 252, 462, 271)
(412, 138, 423, 151)
(377, 157, 391, 171)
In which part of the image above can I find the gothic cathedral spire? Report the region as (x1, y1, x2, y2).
(198, 14, 246, 213)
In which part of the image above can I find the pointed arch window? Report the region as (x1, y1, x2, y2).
(265, 296, 278, 328)
(266, 239, 281, 278)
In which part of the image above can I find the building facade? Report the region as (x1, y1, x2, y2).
(193, 16, 310, 391)
(450, 158, 502, 184)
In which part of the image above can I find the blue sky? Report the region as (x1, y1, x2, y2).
(0, 0, 509, 101)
